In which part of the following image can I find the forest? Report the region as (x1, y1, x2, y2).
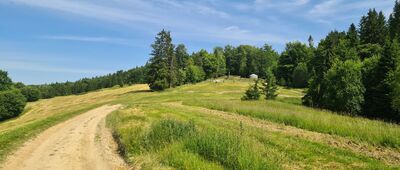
(1, 1, 400, 123)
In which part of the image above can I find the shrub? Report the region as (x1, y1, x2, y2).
(262, 76, 278, 100)
(323, 60, 365, 115)
(0, 90, 27, 121)
(241, 79, 261, 100)
(142, 119, 196, 150)
(21, 86, 41, 102)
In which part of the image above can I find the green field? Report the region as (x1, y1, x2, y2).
(1, 78, 400, 169)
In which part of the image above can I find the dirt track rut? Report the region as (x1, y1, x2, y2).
(1, 105, 128, 170)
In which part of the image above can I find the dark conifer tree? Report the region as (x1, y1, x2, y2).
(175, 44, 189, 69)
(347, 23, 359, 48)
(359, 9, 388, 46)
(389, 0, 400, 41)
(147, 30, 175, 91)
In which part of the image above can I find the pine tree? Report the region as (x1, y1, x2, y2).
(147, 30, 176, 91)
(347, 23, 359, 48)
(242, 79, 261, 100)
(389, 0, 400, 41)
(175, 44, 189, 69)
(359, 9, 388, 46)
(262, 76, 278, 100)
(363, 39, 400, 119)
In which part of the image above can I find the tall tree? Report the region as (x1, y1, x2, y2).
(147, 30, 176, 91)
(0, 70, 12, 91)
(192, 49, 208, 68)
(363, 39, 400, 119)
(389, 0, 400, 41)
(213, 47, 226, 77)
(224, 45, 237, 77)
(391, 65, 400, 119)
(175, 44, 189, 69)
(347, 23, 359, 48)
(359, 9, 388, 46)
(277, 42, 313, 86)
(303, 31, 349, 107)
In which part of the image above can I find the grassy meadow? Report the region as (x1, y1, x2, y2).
(1, 77, 400, 169)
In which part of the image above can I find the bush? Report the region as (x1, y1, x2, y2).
(21, 86, 41, 102)
(241, 80, 261, 100)
(323, 60, 365, 115)
(0, 90, 27, 121)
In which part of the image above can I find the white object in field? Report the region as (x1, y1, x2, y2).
(213, 79, 222, 83)
(249, 74, 258, 79)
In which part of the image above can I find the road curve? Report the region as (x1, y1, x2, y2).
(1, 105, 129, 170)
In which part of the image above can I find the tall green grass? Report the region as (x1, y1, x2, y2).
(142, 119, 196, 150)
(107, 116, 279, 169)
(184, 99, 400, 148)
(184, 129, 277, 170)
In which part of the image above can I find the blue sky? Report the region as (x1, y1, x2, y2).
(0, 0, 396, 84)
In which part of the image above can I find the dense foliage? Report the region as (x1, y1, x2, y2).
(302, 1, 400, 121)
(0, 90, 26, 121)
(33, 66, 147, 99)
(0, 70, 27, 121)
(0, 70, 12, 91)
(20, 86, 41, 102)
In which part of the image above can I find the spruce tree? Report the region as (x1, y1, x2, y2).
(175, 44, 189, 69)
(389, 1, 400, 41)
(263, 76, 278, 100)
(363, 39, 400, 119)
(147, 30, 176, 91)
(359, 9, 388, 46)
(242, 79, 261, 101)
(347, 23, 359, 48)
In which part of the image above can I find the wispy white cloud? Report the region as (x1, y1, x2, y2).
(308, 0, 394, 24)
(4, 0, 289, 46)
(41, 35, 132, 46)
(0, 60, 111, 74)
(235, 0, 310, 12)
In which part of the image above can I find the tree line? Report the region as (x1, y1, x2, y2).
(0, 66, 146, 121)
(146, 30, 279, 90)
(302, 1, 400, 122)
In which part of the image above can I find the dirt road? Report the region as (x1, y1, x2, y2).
(1, 105, 129, 170)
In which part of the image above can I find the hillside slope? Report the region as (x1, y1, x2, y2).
(1, 78, 399, 169)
